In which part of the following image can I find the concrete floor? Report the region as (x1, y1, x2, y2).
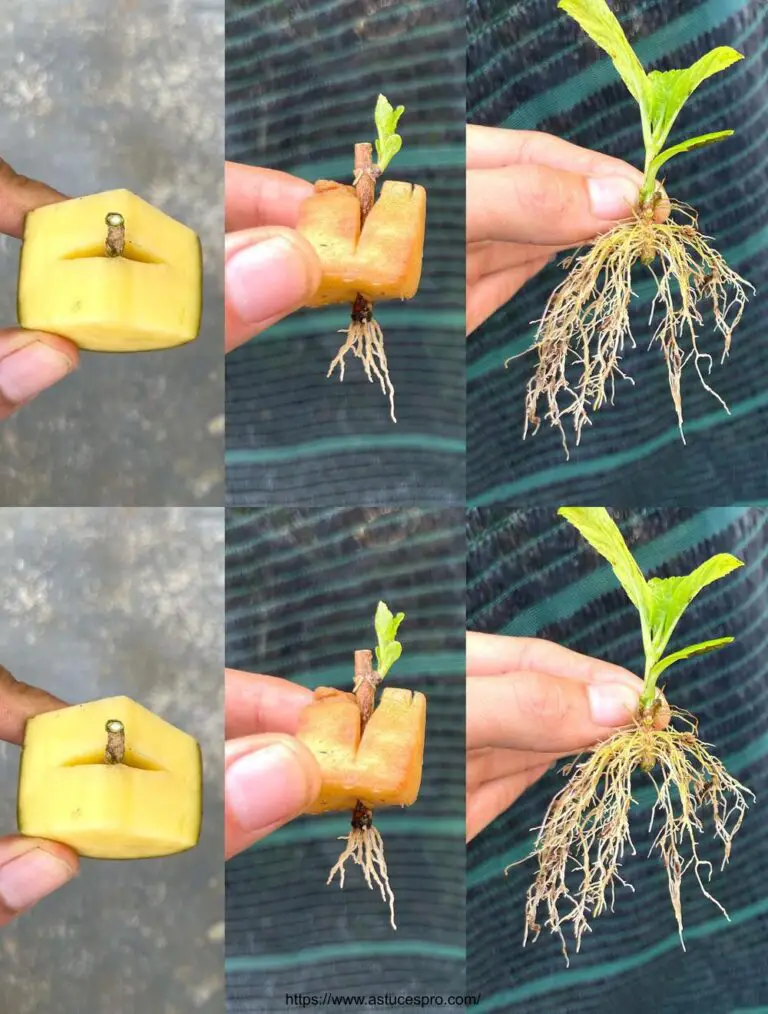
(0, 0, 224, 505)
(0, 508, 224, 1014)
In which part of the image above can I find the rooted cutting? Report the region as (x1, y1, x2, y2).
(515, 507, 753, 962)
(520, 0, 753, 453)
(296, 601, 426, 928)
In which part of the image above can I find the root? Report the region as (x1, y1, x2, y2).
(327, 823, 397, 930)
(520, 201, 754, 455)
(512, 705, 753, 963)
(328, 305, 397, 423)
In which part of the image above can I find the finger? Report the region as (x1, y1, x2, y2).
(467, 126, 646, 182)
(225, 226, 322, 352)
(225, 732, 321, 859)
(467, 632, 642, 690)
(225, 162, 313, 232)
(467, 765, 550, 842)
(0, 837, 79, 923)
(225, 669, 313, 739)
(0, 329, 79, 418)
(0, 158, 66, 239)
(467, 240, 561, 285)
(0, 664, 65, 745)
(467, 745, 559, 790)
(467, 162, 644, 246)
(467, 670, 643, 753)
(467, 258, 551, 336)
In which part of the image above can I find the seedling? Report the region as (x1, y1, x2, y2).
(296, 601, 426, 929)
(513, 507, 753, 962)
(328, 96, 406, 421)
(519, 0, 753, 453)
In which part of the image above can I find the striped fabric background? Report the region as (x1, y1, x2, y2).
(225, 508, 466, 1012)
(466, 507, 768, 1013)
(467, 0, 768, 506)
(225, 1, 466, 506)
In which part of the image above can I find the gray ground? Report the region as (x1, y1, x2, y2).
(0, 508, 224, 1014)
(0, 0, 224, 506)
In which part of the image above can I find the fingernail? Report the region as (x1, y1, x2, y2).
(587, 176, 640, 219)
(0, 341, 73, 404)
(588, 683, 639, 726)
(227, 237, 312, 324)
(0, 848, 76, 911)
(227, 742, 310, 833)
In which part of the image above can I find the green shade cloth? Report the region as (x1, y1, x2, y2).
(467, 507, 768, 1013)
(226, 1, 466, 506)
(226, 508, 466, 1011)
(467, 0, 768, 506)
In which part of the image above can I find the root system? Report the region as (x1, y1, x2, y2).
(329, 310, 397, 423)
(513, 703, 753, 963)
(328, 822, 397, 930)
(519, 202, 753, 454)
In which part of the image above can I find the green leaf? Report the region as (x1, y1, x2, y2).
(558, 508, 651, 621)
(558, 0, 648, 108)
(646, 47, 743, 150)
(646, 553, 743, 658)
(374, 94, 405, 174)
(649, 636, 735, 682)
(648, 130, 734, 178)
(374, 600, 405, 679)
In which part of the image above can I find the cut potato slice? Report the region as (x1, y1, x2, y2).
(297, 686, 427, 813)
(18, 696, 202, 859)
(297, 180, 426, 306)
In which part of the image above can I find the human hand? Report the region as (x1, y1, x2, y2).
(0, 158, 79, 416)
(225, 668, 321, 858)
(466, 125, 668, 335)
(225, 163, 322, 351)
(466, 632, 668, 841)
(0, 665, 79, 923)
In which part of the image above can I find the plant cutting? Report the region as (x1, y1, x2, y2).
(296, 601, 427, 928)
(519, 0, 753, 453)
(297, 95, 427, 421)
(514, 507, 753, 962)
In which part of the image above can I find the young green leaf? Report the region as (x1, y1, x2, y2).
(646, 553, 744, 658)
(649, 636, 734, 682)
(557, 508, 651, 621)
(374, 599, 405, 679)
(557, 0, 648, 108)
(646, 48, 744, 149)
(374, 94, 405, 174)
(648, 130, 734, 179)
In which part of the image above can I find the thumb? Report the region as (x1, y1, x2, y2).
(468, 163, 650, 247)
(468, 669, 650, 754)
(0, 837, 79, 925)
(225, 732, 321, 859)
(225, 226, 322, 352)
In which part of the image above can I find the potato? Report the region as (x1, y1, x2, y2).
(297, 179, 426, 306)
(297, 686, 427, 813)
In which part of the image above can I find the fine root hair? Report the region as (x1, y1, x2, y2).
(519, 202, 753, 454)
(329, 315, 397, 423)
(327, 824, 397, 930)
(512, 706, 753, 963)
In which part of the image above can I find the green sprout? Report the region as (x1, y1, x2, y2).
(559, 0, 743, 206)
(374, 600, 405, 679)
(373, 94, 405, 175)
(558, 507, 742, 707)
